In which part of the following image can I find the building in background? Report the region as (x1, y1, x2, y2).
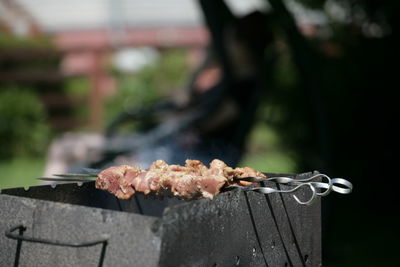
(1, 0, 324, 130)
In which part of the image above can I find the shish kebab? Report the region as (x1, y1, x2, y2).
(38, 159, 352, 205)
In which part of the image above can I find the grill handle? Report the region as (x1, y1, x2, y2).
(5, 224, 108, 267)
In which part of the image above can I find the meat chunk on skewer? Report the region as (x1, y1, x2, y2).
(95, 159, 266, 200)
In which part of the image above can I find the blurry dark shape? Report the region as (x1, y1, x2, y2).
(68, 3, 275, 171)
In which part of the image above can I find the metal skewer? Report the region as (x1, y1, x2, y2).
(36, 169, 352, 205)
(232, 174, 353, 205)
(37, 177, 95, 182)
(36, 168, 100, 183)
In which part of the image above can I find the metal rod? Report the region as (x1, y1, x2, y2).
(5, 225, 108, 248)
(5, 225, 109, 267)
(12, 225, 26, 267)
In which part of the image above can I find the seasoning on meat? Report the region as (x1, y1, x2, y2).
(95, 159, 266, 200)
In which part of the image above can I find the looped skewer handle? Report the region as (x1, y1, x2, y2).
(235, 173, 353, 205)
(250, 182, 318, 205)
(330, 178, 353, 194)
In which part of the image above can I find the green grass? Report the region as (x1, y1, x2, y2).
(0, 157, 44, 189)
(240, 152, 296, 174)
(239, 123, 296, 174)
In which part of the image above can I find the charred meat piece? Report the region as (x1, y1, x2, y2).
(95, 159, 266, 200)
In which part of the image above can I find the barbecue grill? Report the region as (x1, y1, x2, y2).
(0, 171, 321, 267)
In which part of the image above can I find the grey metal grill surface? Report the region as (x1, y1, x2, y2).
(0, 172, 321, 267)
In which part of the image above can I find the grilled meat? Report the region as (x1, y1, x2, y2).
(95, 159, 266, 200)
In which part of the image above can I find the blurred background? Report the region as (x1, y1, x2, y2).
(0, 0, 398, 266)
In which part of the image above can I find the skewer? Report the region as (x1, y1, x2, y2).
(232, 174, 353, 204)
(36, 160, 353, 205)
(53, 174, 98, 178)
(37, 177, 94, 182)
(36, 168, 100, 183)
